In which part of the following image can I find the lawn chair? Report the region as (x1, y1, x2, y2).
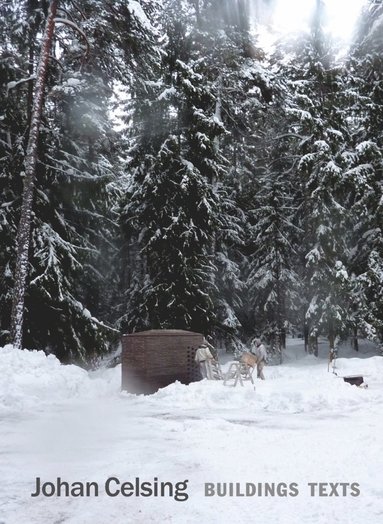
(205, 358, 224, 380)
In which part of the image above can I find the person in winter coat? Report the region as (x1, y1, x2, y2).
(250, 338, 267, 380)
(195, 341, 214, 379)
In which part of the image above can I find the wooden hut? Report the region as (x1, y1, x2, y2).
(121, 329, 204, 394)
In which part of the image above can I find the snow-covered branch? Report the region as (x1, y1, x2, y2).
(7, 76, 36, 95)
(54, 17, 90, 62)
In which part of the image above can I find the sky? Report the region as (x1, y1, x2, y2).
(253, 0, 366, 51)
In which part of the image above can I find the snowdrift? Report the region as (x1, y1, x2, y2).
(133, 354, 383, 415)
(1, 343, 382, 416)
(0, 345, 120, 414)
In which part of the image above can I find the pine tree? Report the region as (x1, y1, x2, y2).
(119, 1, 225, 334)
(273, 2, 354, 354)
(246, 103, 301, 359)
(118, 0, 272, 346)
(1, 0, 158, 361)
(192, 0, 271, 346)
(346, 2, 383, 349)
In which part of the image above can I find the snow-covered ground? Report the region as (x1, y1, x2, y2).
(1, 339, 383, 524)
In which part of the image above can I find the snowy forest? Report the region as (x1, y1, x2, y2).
(0, 0, 382, 363)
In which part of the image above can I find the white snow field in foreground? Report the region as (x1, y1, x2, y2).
(1, 340, 383, 524)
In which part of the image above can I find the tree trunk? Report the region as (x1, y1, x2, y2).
(27, 28, 34, 129)
(304, 319, 309, 352)
(213, 73, 222, 160)
(194, 0, 201, 26)
(275, 268, 283, 363)
(308, 331, 318, 356)
(281, 326, 286, 349)
(10, 0, 59, 349)
(328, 325, 335, 352)
(353, 326, 359, 351)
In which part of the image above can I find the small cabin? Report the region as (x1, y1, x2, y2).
(121, 329, 204, 394)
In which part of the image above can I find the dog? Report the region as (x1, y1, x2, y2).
(240, 351, 265, 380)
(240, 352, 259, 368)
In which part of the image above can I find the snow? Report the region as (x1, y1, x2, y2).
(6, 75, 36, 93)
(1, 339, 383, 523)
(368, 11, 383, 40)
(157, 87, 176, 100)
(314, 140, 330, 152)
(325, 160, 342, 175)
(0, 345, 118, 415)
(52, 77, 83, 95)
(128, 0, 154, 32)
(356, 140, 377, 154)
(66, 77, 81, 87)
(181, 158, 195, 173)
(335, 261, 348, 281)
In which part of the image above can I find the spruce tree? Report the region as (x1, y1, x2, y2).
(1, 0, 157, 361)
(274, 2, 353, 354)
(119, 1, 225, 334)
(347, 1, 383, 349)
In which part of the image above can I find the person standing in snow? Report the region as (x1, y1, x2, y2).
(195, 341, 214, 379)
(250, 338, 267, 380)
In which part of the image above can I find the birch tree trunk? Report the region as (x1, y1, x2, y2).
(10, 0, 59, 349)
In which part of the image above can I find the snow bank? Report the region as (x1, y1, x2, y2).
(132, 353, 383, 415)
(1, 340, 382, 524)
(1, 342, 382, 418)
(0, 345, 120, 415)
